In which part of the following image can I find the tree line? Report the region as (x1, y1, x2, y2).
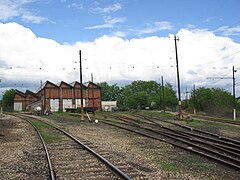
(98, 80, 239, 116)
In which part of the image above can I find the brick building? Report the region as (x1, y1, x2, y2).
(13, 80, 101, 112)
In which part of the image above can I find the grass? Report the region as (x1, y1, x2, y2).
(32, 120, 62, 144)
(184, 118, 240, 134)
(155, 151, 218, 173)
(160, 162, 178, 171)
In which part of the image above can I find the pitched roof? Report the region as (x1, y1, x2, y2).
(15, 89, 25, 97)
(70, 81, 87, 88)
(57, 81, 73, 88)
(25, 90, 37, 97)
(35, 80, 59, 93)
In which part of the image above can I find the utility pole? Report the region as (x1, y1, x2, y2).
(161, 76, 165, 112)
(193, 85, 196, 114)
(91, 73, 95, 115)
(233, 66, 237, 120)
(174, 35, 182, 120)
(207, 65, 237, 120)
(185, 87, 189, 115)
(79, 50, 84, 121)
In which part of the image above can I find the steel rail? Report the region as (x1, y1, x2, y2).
(16, 114, 131, 180)
(53, 125, 131, 180)
(101, 120, 240, 172)
(134, 114, 240, 145)
(19, 116, 56, 180)
(135, 119, 240, 151)
(126, 120, 240, 158)
(119, 117, 240, 155)
(192, 115, 240, 126)
(113, 119, 240, 162)
(116, 114, 240, 148)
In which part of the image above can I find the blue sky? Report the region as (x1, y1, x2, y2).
(1, 0, 240, 43)
(0, 0, 240, 97)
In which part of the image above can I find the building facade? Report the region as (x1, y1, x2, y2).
(13, 80, 101, 112)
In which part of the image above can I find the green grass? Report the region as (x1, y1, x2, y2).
(184, 119, 240, 134)
(32, 120, 62, 144)
(31, 120, 52, 130)
(160, 162, 178, 171)
(156, 152, 218, 173)
(41, 133, 62, 144)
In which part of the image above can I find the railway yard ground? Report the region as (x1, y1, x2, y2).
(0, 110, 240, 179)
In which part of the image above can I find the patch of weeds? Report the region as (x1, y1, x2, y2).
(42, 133, 62, 144)
(185, 119, 240, 134)
(32, 121, 61, 144)
(160, 162, 178, 172)
(179, 154, 218, 172)
(197, 162, 217, 171)
(31, 121, 51, 130)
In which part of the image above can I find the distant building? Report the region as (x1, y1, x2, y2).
(13, 80, 101, 112)
(101, 101, 117, 111)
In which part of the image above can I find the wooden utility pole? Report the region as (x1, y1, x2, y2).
(91, 73, 95, 115)
(161, 76, 165, 112)
(207, 65, 237, 120)
(193, 85, 196, 114)
(79, 50, 84, 121)
(174, 35, 182, 120)
(233, 66, 237, 120)
(185, 87, 189, 115)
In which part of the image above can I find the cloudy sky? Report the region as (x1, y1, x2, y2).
(0, 0, 240, 97)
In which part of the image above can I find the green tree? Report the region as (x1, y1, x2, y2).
(97, 82, 121, 101)
(128, 91, 150, 110)
(2, 89, 16, 111)
(122, 80, 160, 110)
(189, 87, 233, 116)
(164, 83, 178, 109)
(98, 80, 178, 111)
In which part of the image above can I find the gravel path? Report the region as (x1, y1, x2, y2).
(0, 114, 48, 179)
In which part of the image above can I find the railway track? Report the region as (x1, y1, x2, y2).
(191, 114, 240, 126)
(101, 114, 240, 172)
(132, 114, 240, 144)
(13, 114, 132, 180)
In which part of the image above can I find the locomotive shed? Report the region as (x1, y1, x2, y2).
(1, 112, 240, 179)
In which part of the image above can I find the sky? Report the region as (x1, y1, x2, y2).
(0, 0, 240, 98)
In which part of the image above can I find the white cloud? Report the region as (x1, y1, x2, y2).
(135, 21, 173, 35)
(85, 16, 126, 29)
(111, 31, 127, 38)
(67, 3, 83, 10)
(0, 0, 48, 24)
(0, 22, 240, 95)
(92, 3, 122, 14)
(217, 26, 240, 36)
(85, 23, 113, 29)
(0, 0, 21, 20)
(104, 16, 126, 24)
(21, 11, 48, 24)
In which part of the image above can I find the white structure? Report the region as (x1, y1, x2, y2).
(14, 102, 22, 111)
(101, 101, 117, 111)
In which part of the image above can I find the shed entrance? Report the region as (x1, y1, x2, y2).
(63, 99, 72, 112)
(14, 102, 22, 111)
(50, 99, 59, 112)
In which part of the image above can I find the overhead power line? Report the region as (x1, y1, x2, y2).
(194, 50, 240, 67)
